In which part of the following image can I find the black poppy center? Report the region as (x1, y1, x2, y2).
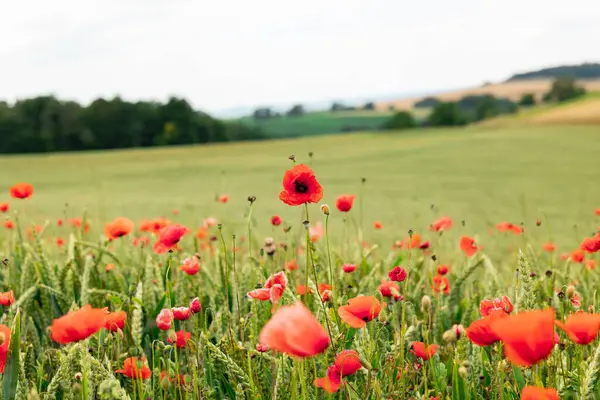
(294, 180, 308, 193)
(362, 317, 370, 322)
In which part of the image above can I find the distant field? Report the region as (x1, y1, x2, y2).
(1, 125, 599, 247)
(377, 78, 600, 111)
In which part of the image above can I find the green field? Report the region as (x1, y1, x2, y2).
(2, 125, 598, 248)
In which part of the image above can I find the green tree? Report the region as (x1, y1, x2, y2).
(382, 111, 416, 130)
(545, 76, 586, 102)
(519, 93, 536, 106)
(427, 102, 468, 127)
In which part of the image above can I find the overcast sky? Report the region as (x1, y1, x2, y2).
(1, 0, 599, 114)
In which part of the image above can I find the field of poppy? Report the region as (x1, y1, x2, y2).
(0, 124, 599, 399)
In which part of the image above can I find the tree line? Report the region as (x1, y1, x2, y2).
(0, 96, 266, 154)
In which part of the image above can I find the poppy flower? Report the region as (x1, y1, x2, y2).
(167, 330, 192, 348)
(419, 241, 430, 250)
(172, 307, 192, 321)
(259, 302, 329, 357)
(480, 296, 513, 316)
(0, 203, 7, 213)
(373, 221, 383, 229)
(460, 236, 478, 257)
(338, 296, 384, 329)
(570, 249, 585, 263)
(256, 344, 269, 352)
(555, 312, 600, 345)
(116, 357, 152, 380)
(432, 275, 450, 295)
(295, 285, 312, 296)
(50, 305, 107, 344)
(520, 386, 559, 400)
(314, 365, 342, 393)
(57, 219, 63, 227)
(430, 216, 453, 232)
(153, 224, 188, 254)
(217, 194, 229, 204)
(586, 259, 596, 270)
(104, 311, 127, 332)
(496, 222, 523, 235)
(0, 324, 11, 373)
(580, 236, 600, 253)
(379, 280, 402, 301)
(189, 297, 201, 313)
(271, 215, 282, 226)
(69, 218, 90, 233)
(321, 289, 332, 302)
(3, 220, 13, 230)
(334, 349, 362, 376)
(437, 265, 449, 275)
(388, 266, 406, 282)
(410, 342, 439, 360)
(466, 311, 507, 346)
(9, 183, 33, 199)
(286, 259, 299, 271)
(269, 284, 284, 308)
(105, 263, 115, 272)
(156, 309, 173, 330)
(335, 195, 355, 212)
(248, 288, 271, 301)
(401, 233, 421, 249)
(543, 242, 556, 252)
(342, 264, 356, 273)
(310, 222, 324, 242)
(0, 291, 14, 306)
(56, 237, 65, 248)
(181, 256, 200, 275)
(264, 271, 288, 290)
(104, 217, 134, 240)
(490, 309, 556, 367)
(279, 164, 323, 206)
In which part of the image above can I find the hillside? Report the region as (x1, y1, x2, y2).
(508, 62, 600, 81)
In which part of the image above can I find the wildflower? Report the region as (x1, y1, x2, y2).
(279, 164, 323, 206)
(172, 307, 192, 321)
(570, 249, 585, 263)
(167, 330, 191, 348)
(69, 218, 90, 233)
(321, 289, 332, 302)
(388, 266, 406, 282)
(555, 312, 600, 345)
(490, 309, 556, 367)
(430, 216, 453, 232)
(543, 242, 556, 252)
(421, 295, 432, 312)
(437, 265, 449, 275)
(0, 203, 7, 213)
(104, 217, 134, 240)
(586, 259, 596, 270)
(295, 285, 311, 296)
(259, 302, 329, 357)
(57, 218, 63, 227)
(181, 256, 200, 275)
(580, 235, 600, 253)
(104, 311, 127, 332)
(56, 237, 65, 247)
(479, 296, 513, 316)
(314, 365, 342, 393)
(0, 291, 15, 306)
(314, 350, 361, 393)
(248, 288, 271, 301)
(271, 215, 282, 226)
(520, 386, 559, 400)
(217, 194, 229, 203)
(432, 275, 450, 295)
(116, 357, 152, 380)
(156, 309, 173, 330)
(9, 183, 33, 199)
(335, 195, 355, 212)
(189, 298, 201, 313)
(3, 220, 13, 230)
(286, 259, 299, 271)
(310, 222, 324, 242)
(379, 280, 402, 301)
(410, 342, 439, 360)
(460, 236, 478, 257)
(320, 204, 330, 215)
(50, 305, 107, 344)
(496, 222, 522, 235)
(256, 344, 269, 352)
(466, 311, 506, 346)
(264, 271, 288, 290)
(373, 221, 383, 229)
(153, 224, 188, 254)
(338, 296, 384, 329)
(0, 324, 11, 373)
(105, 263, 115, 272)
(342, 264, 356, 273)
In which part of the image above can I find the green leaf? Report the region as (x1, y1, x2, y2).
(3, 311, 21, 400)
(513, 366, 526, 391)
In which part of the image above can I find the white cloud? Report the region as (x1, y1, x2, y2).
(1, 0, 599, 114)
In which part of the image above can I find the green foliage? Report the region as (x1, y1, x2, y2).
(508, 62, 600, 80)
(427, 102, 468, 126)
(519, 93, 536, 106)
(381, 111, 416, 130)
(545, 76, 587, 103)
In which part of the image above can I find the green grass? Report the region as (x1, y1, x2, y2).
(1, 125, 599, 247)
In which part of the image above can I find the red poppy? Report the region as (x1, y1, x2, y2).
(0, 203, 7, 213)
(69, 218, 90, 233)
(50, 305, 107, 344)
(586, 259, 596, 270)
(167, 330, 192, 348)
(271, 215, 282, 226)
(480, 296, 513, 316)
(9, 183, 33, 199)
(373, 221, 383, 229)
(3, 220, 13, 230)
(580, 236, 600, 253)
(189, 297, 201, 314)
(256, 344, 269, 352)
(156, 309, 173, 330)
(279, 164, 323, 206)
(259, 302, 329, 357)
(460, 236, 478, 257)
(430, 216, 453, 232)
(490, 309, 556, 367)
(264, 271, 288, 290)
(217, 194, 229, 204)
(379, 280, 402, 301)
(543, 242, 556, 252)
(555, 313, 600, 345)
(0, 291, 14, 306)
(466, 311, 507, 346)
(172, 307, 192, 321)
(432, 275, 450, 295)
(104, 311, 127, 332)
(153, 224, 188, 254)
(0, 324, 11, 373)
(496, 222, 523, 235)
(116, 357, 152, 380)
(248, 288, 271, 301)
(410, 342, 439, 360)
(437, 265, 449, 275)
(181, 256, 200, 275)
(334, 349, 361, 376)
(295, 284, 312, 296)
(57, 219, 63, 227)
(56, 237, 64, 247)
(388, 266, 406, 282)
(105, 263, 115, 272)
(286, 259, 299, 271)
(520, 386, 559, 400)
(342, 264, 356, 273)
(338, 296, 384, 329)
(570, 249, 585, 263)
(104, 217, 134, 240)
(335, 195, 355, 212)
(314, 365, 342, 393)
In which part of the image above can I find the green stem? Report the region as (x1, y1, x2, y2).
(303, 203, 310, 304)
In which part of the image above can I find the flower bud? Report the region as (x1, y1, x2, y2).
(421, 295, 431, 312)
(566, 285, 576, 299)
(189, 297, 201, 314)
(458, 366, 468, 378)
(443, 329, 457, 343)
(167, 330, 178, 343)
(320, 204, 330, 216)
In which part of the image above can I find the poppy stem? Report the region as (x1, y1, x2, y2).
(303, 203, 310, 305)
(232, 234, 243, 342)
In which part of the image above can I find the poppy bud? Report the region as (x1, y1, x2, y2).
(248, 196, 256, 203)
(536, 219, 542, 226)
(566, 285, 576, 299)
(189, 297, 201, 314)
(458, 366, 468, 378)
(421, 295, 431, 313)
(320, 204, 330, 216)
(172, 307, 192, 321)
(462, 360, 471, 368)
(442, 329, 457, 343)
(167, 330, 178, 343)
(160, 374, 171, 390)
(129, 347, 139, 356)
(156, 308, 173, 330)
(72, 383, 81, 395)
